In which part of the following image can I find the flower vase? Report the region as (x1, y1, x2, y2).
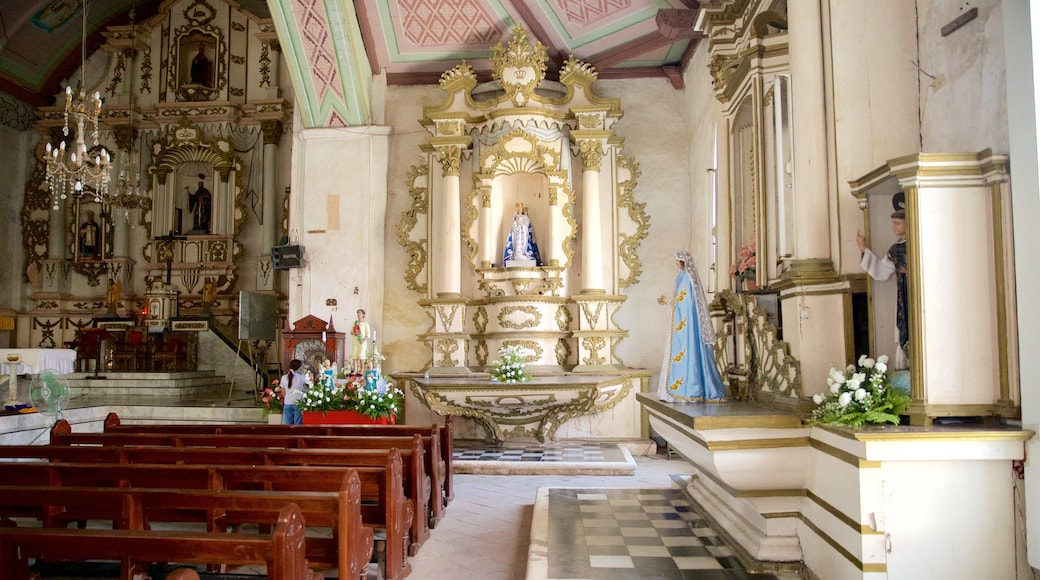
(745, 279, 758, 291)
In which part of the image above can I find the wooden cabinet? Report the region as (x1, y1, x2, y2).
(282, 315, 345, 375)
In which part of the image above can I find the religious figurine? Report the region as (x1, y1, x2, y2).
(79, 210, 100, 259)
(857, 192, 909, 369)
(502, 202, 542, 266)
(657, 250, 727, 403)
(190, 42, 211, 86)
(200, 277, 217, 313)
(350, 309, 370, 375)
(187, 174, 212, 232)
(105, 279, 122, 314)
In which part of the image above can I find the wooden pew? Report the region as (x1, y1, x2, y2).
(103, 412, 456, 504)
(0, 502, 318, 580)
(0, 452, 412, 580)
(54, 424, 445, 529)
(49, 426, 432, 554)
(0, 474, 373, 580)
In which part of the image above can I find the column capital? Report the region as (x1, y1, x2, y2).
(261, 120, 284, 144)
(577, 139, 604, 171)
(437, 145, 463, 176)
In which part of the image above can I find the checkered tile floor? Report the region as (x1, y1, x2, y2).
(544, 487, 777, 580)
(453, 440, 628, 462)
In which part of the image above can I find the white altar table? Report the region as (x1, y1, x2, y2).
(0, 349, 76, 375)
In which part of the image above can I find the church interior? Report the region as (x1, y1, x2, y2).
(1, 0, 1039, 579)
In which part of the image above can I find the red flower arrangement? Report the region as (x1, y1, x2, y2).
(261, 380, 285, 416)
(728, 240, 757, 283)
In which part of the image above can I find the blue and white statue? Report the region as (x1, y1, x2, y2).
(658, 250, 727, 403)
(502, 203, 542, 267)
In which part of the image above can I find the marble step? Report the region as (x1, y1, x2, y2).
(64, 371, 237, 398)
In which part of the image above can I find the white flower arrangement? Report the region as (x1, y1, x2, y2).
(489, 345, 533, 383)
(808, 354, 909, 427)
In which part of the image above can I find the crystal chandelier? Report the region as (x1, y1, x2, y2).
(44, 0, 112, 211)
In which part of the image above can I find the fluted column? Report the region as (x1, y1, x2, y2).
(434, 145, 462, 297)
(787, 0, 831, 260)
(578, 139, 605, 293)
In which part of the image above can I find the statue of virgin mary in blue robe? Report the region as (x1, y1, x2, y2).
(502, 203, 542, 266)
(658, 250, 727, 402)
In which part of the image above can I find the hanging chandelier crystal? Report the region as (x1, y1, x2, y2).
(44, 0, 112, 211)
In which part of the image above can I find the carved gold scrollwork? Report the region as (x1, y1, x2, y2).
(581, 337, 606, 366)
(438, 146, 462, 176)
(436, 340, 460, 367)
(473, 307, 488, 334)
(616, 155, 649, 289)
(396, 163, 429, 294)
(475, 340, 489, 366)
(555, 339, 572, 366)
(502, 340, 542, 362)
(578, 140, 604, 171)
(711, 290, 802, 401)
(490, 24, 548, 107)
(580, 302, 604, 327)
(477, 278, 506, 298)
(498, 305, 542, 330)
(436, 304, 459, 332)
(556, 306, 571, 332)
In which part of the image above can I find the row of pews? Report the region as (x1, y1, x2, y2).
(0, 412, 455, 580)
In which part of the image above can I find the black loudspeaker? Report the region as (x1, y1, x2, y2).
(271, 244, 303, 269)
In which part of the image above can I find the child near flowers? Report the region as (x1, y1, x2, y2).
(280, 359, 309, 425)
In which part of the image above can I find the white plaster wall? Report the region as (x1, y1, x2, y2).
(288, 125, 390, 357)
(596, 78, 694, 374)
(381, 85, 445, 425)
(1004, 0, 1040, 570)
(917, 0, 1010, 153)
(828, 2, 920, 273)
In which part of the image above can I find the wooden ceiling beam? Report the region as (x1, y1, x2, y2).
(587, 10, 701, 70)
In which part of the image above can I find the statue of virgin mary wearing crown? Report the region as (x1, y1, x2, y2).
(502, 203, 542, 267)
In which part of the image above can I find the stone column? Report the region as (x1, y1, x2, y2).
(263, 40, 282, 99)
(577, 139, 605, 293)
(261, 120, 282, 251)
(434, 145, 462, 297)
(787, 0, 831, 262)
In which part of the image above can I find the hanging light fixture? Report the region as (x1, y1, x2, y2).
(109, 6, 147, 219)
(44, 0, 112, 211)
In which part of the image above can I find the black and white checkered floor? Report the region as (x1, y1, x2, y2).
(535, 487, 779, 580)
(453, 440, 629, 462)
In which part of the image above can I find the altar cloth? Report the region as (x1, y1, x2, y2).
(0, 349, 76, 375)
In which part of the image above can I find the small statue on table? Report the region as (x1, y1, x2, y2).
(350, 309, 370, 376)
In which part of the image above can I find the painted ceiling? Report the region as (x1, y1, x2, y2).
(0, 0, 702, 110)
